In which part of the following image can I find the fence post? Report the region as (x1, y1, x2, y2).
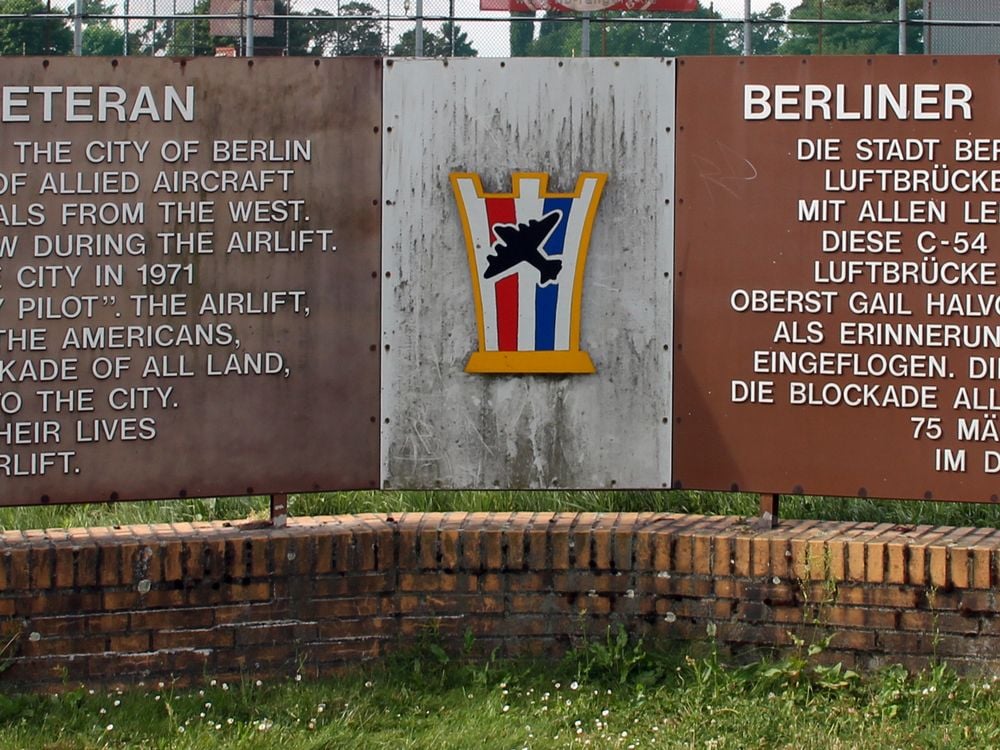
(246, 0, 255, 56)
(73, 0, 82, 55)
(742, 0, 750, 56)
(581, 11, 590, 56)
(415, 0, 423, 55)
(898, 0, 906, 55)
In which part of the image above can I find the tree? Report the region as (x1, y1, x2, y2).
(524, 2, 739, 57)
(69, 0, 142, 55)
(141, 0, 350, 57)
(746, 2, 788, 55)
(392, 20, 477, 56)
(510, 10, 533, 56)
(780, 0, 922, 55)
(0, 0, 71, 55)
(330, 1, 385, 56)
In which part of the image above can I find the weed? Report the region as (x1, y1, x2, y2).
(799, 545, 838, 626)
(565, 625, 668, 687)
(750, 632, 860, 702)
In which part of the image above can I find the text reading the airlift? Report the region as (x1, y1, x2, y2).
(0, 90, 340, 483)
(730, 78, 1000, 483)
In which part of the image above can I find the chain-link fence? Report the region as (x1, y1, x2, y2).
(2, 1, 999, 58)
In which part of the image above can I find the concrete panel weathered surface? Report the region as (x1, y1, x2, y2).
(381, 58, 673, 489)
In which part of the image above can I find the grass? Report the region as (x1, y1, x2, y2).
(1, 494, 999, 746)
(0, 633, 998, 749)
(3, 489, 1000, 532)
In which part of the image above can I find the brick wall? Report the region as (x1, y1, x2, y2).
(1, 512, 998, 691)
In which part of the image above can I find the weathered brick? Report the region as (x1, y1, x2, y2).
(21, 635, 106, 657)
(493, 523, 519, 570)
(312, 597, 380, 618)
(972, 547, 993, 590)
(829, 629, 878, 651)
(162, 541, 185, 583)
(236, 621, 319, 650)
(109, 633, 152, 652)
(633, 531, 654, 572)
(353, 528, 378, 571)
(712, 534, 735, 577)
(482, 529, 503, 570)
(834, 586, 919, 609)
(929, 545, 950, 589)
(827, 538, 848, 581)
(846, 540, 866, 582)
(86, 613, 129, 634)
(732, 536, 752, 578)
(905, 611, 979, 635)
(526, 528, 548, 571)
(885, 542, 907, 585)
(2, 551, 25, 592)
(399, 572, 476, 593)
(951, 545, 972, 590)
(713, 577, 738, 600)
(54, 547, 75, 589)
(21, 591, 102, 616)
(751, 537, 771, 578)
(76, 545, 99, 588)
(960, 591, 994, 614)
(823, 606, 897, 630)
(655, 576, 713, 598)
(131, 607, 214, 631)
(612, 528, 633, 571)
(591, 529, 612, 570)
(224, 582, 271, 603)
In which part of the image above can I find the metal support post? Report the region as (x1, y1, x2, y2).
(755, 493, 779, 530)
(270, 493, 288, 528)
(898, 0, 906, 55)
(742, 0, 750, 56)
(246, 0, 255, 57)
(415, 0, 423, 56)
(73, 0, 82, 56)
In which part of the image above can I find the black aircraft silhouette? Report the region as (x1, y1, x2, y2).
(484, 210, 564, 284)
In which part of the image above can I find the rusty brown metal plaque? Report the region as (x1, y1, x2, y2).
(0, 58, 380, 504)
(675, 55, 1000, 503)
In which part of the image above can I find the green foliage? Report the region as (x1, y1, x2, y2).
(329, 2, 385, 56)
(0, 645, 998, 748)
(752, 633, 861, 698)
(392, 21, 477, 57)
(0, 0, 71, 55)
(9, 488, 1000, 532)
(565, 625, 668, 686)
(509, 10, 533, 55)
(524, 3, 738, 57)
(512, 1, 790, 58)
(781, 0, 922, 55)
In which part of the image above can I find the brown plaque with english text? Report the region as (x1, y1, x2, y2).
(0, 58, 380, 504)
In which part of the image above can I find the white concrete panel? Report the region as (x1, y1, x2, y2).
(382, 58, 673, 489)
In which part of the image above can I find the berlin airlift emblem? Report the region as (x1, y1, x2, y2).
(450, 172, 606, 374)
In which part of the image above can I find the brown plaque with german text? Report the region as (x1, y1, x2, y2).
(0, 58, 380, 504)
(675, 56, 1000, 503)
